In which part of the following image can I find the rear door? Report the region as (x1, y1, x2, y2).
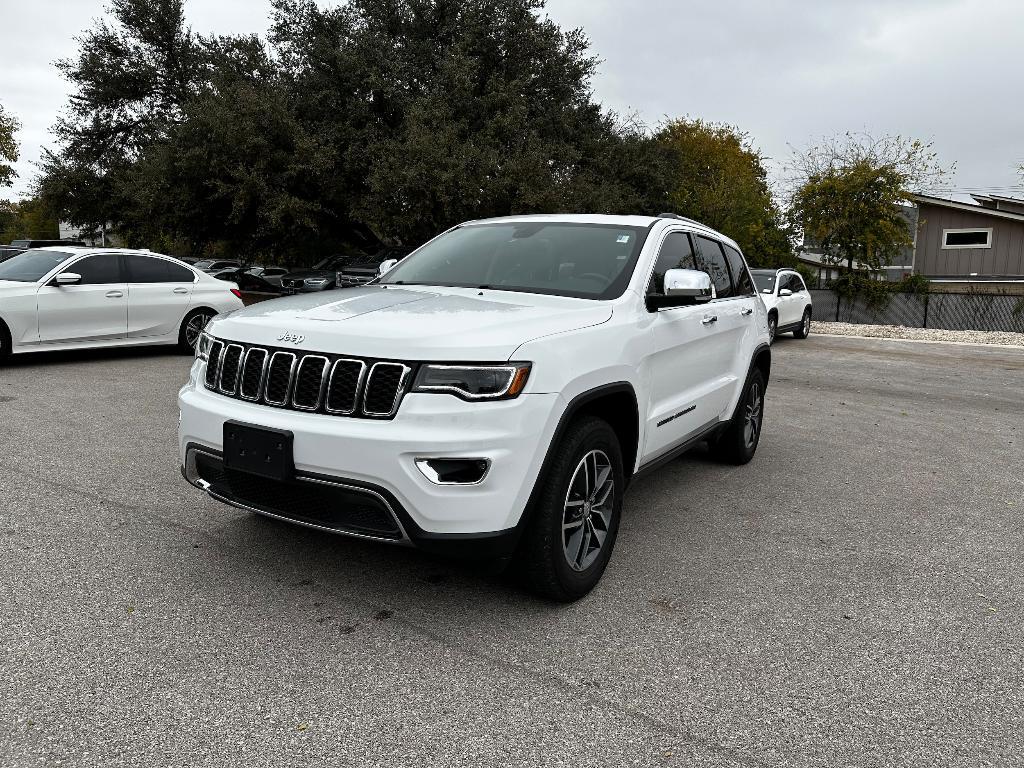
(125, 254, 196, 339)
(691, 235, 753, 414)
(36, 253, 128, 343)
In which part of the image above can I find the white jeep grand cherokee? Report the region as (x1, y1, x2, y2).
(179, 213, 771, 600)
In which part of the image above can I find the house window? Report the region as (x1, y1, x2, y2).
(942, 228, 992, 249)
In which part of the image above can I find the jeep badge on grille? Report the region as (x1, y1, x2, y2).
(277, 332, 305, 344)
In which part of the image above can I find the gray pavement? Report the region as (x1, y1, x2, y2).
(1, 333, 1022, 767)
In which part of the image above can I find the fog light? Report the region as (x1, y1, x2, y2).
(415, 458, 491, 485)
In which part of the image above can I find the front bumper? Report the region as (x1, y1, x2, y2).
(178, 362, 562, 541)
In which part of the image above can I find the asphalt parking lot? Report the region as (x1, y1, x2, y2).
(1, 333, 1022, 767)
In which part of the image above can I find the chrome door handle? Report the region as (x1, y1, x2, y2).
(173, 287, 189, 294)
(701, 315, 718, 325)
(105, 290, 124, 298)
(740, 307, 753, 316)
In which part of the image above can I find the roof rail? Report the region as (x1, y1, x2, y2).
(657, 212, 702, 225)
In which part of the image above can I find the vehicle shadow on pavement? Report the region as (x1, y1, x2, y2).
(194, 443, 732, 624)
(209, 507, 555, 616)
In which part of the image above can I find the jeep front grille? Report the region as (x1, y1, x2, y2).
(205, 341, 411, 419)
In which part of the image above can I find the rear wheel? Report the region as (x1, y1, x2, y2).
(793, 308, 812, 339)
(178, 309, 214, 354)
(710, 369, 765, 465)
(518, 416, 623, 602)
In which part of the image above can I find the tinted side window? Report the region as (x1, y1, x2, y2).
(694, 236, 732, 299)
(166, 262, 195, 282)
(126, 255, 196, 283)
(125, 255, 167, 283)
(790, 273, 806, 293)
(723, 245, 754, 296)
(70, 254, 123, 285)
(647, 232, 697, 295)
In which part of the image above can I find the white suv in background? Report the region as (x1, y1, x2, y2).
(179, 214, 771, 600)
(751, 268, 812, 342)
(0, 247, 244, 359)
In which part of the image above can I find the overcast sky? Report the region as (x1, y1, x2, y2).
(1, 0, 1022, 200)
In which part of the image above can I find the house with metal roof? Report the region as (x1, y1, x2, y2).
(910, 193, 1024, 281)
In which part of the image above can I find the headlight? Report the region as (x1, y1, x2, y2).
(412, 363, 531, 400)
(195, 331, 213, 361)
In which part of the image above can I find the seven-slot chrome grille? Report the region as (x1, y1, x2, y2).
(204, 339, 411, 419)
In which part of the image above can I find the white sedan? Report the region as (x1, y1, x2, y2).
(0, 247, 245, 359)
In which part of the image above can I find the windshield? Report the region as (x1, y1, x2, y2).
(751, 272, 777, 293)
(193, 260, 213, 269)
(380, 222, 648, 299)
(0, 249, 70, 283)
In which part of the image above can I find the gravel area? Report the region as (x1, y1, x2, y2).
(814, 320, 1024, 346)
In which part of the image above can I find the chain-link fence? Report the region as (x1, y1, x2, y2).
(809, 289, 1024, 333)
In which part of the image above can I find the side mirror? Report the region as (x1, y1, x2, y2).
(779, 288, 793, 297)
(54, 272, 82, 286)
(378, 258, 399, 276)
(664, 269, 712, 300)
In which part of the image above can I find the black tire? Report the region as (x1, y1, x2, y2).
(518, 416, 624, 602)
(178, 308, 215, 354)
(767, 312, 777, 344)
(0, 321, 11, 363)
(710, 369, 766, 465)
(793, 308, 812, 339)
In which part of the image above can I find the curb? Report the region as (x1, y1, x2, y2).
(812, 331, 1024, 351)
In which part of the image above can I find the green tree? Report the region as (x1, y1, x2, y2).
(269, 0, 663, 246)
(655, 118, 793, 267)
(37, 0, 210, 239)
(790, 161, 912, 271)
(786, 132, 948, 272)
(0, 103, 19, 189)
(0, 197, 60, 242)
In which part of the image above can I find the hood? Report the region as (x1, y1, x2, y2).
(207, 285, 612, 360)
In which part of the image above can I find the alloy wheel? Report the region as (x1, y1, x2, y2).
(768, 317, 777, 343)
(802, 313, 811, 336)
(185, 312, 212, 350)
(743, 381, 763, 450)
(562, 449, 615, 572)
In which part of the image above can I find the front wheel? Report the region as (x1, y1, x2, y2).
(767, 313, 777, 344)
(518, 416, 624, 602)
(178, 309, 215, 354)
(793, 308, 812, 339)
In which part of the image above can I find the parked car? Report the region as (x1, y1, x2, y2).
(0, 247, 244, 359)
(192, 259, 241, 274)
(212, 267, 283, 295)
(9, 239, 86, 249)
(751, 268, 813, 342)
(335, 248, 412, 288)
(279, 255, 349, 293)
(280, 249, 410, 293)
(180, 213, 771, 601)
(244, 266, 288, 287)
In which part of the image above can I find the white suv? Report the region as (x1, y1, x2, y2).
(179, 214, 771, 600)
(750, 268, 812, 343)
